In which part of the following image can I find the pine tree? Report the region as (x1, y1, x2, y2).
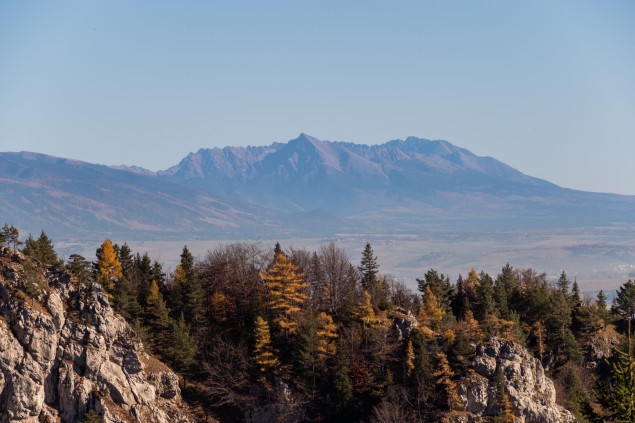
(571, 279, 581, 305)
(359, 243, 379, 291)
(144, 280, 172, 352)
(66, 254, 93, 286)
(262, 252, 308, 335)
(597, 290, 607, 310)
(492, 366, 515, 423)
(557, 270, 570, 295)
(168, 313, 197, 375)
(474, 271, 496, 321)
(2, 224, 22, 254)
(170, 246, 205, 336)
(253, 316, 279, 383)
(417, 269, 453, 313)
(96, 239, 122, 292)
(23, 230, 59, 268)
(0, 224, 6, 248)
(595, 349, 635, 421)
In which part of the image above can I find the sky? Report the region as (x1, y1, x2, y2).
(1, 1, 634, 194)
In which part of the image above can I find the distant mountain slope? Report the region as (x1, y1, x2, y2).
(159, 134, 635, 230)
(0, 152, 277, 240)
(2, 134, 635, 240)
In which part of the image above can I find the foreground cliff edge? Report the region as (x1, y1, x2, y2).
(0, 247, 191, 423)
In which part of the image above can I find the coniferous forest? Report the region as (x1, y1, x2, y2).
(3, 223, 635, 422)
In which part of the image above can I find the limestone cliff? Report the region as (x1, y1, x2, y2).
(0, 248, 191, 423)
(458, 337, 575, 423)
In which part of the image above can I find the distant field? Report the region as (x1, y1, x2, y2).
(56, 227, 635, 297)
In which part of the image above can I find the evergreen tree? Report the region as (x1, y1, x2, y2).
(613, 280, 635, 351)
(359, 243, 379, 291)
(492, 366, 515, 423)
(595, 349, 635, 422)
(23, 230, 60, 268)
(597, 290, 607, 310)
(563, 365, 591, 422)
(2, 224, 22, 253)
(557, 270, 570, 295)
(170, 246, 205, 336)
(273, 242, 284, 258)
(474, 271, 496, 321)
(109, 244, 142, 321)
(117, 243, 135, 280)
(66, 254, 93, 285)
(494, 264, 517, 319)
(168, 313, 197, 375)
(571, 279, 581, 305)
(144, 280, 172, 352)
(0, 224, 6, 248)
(452, 275, 470, 320)
(417, 269, 453, 313)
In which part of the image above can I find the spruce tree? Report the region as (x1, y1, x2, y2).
(557, 270, 570, 295)
(595, 349, 635, 421)
(144, 280, 172, 353)
(168, 313, 197, 375)
(358, 243, 378, 291)
(571, 279, 581, 305)
(33, 230, 59, 268)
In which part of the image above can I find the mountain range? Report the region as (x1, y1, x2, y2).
(2, 134, 635, 241)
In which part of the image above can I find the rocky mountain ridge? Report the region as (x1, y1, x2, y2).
(0, 248, 191, 423)
(3, 134, 635, 240)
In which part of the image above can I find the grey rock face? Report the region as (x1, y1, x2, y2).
(0, 255, 190, 423)
(458, 337, 575, 423)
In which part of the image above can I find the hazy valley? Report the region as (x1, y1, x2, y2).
(4, 133, 634, 295)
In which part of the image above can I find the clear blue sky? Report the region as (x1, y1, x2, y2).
(1, 1, 634, 194)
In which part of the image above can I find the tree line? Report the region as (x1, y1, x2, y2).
(4, 224, 635, 422)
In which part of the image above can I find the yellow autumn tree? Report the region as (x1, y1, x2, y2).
(434, 352, 462, 411)
(406, 339, 415, 377)
(357, 290, 382, 328)
(316, 311, 338, 359)
(253, 316, 279, 383)
(261, 253, 308, 335)
(421, 285, 445, 330)
(97, 239, 122, 292)
(459, 310, 483, 343)
(465, 268, 480, 298)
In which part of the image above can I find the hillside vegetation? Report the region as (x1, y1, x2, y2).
(2, 223, 635, 422)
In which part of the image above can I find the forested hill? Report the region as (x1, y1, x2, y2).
(3, 134, 635, 240)
(3, 225, 635, 422)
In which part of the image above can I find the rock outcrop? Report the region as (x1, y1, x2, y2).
(458, 337, 575, 423)
(0, 249, 190, 422)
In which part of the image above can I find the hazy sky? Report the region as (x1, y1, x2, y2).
(1, 1, 634, 194)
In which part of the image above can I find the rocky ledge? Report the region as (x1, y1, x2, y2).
(0, 250, 190, 423)
(458, 337, 575, 423)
